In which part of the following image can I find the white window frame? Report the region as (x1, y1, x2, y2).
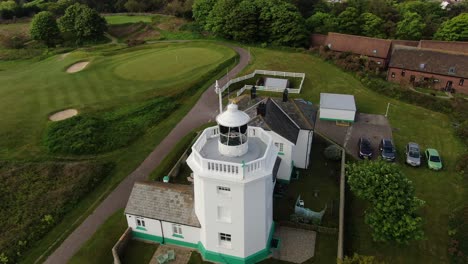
(219, 233, 232, 248)
(136, 217, 145, 227)
(275, 142, 284, 152)
(172, 224, 182, 235)
(217, 206, 231, 223)
(217, 186, 231, 197)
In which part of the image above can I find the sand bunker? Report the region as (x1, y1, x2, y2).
(66, 61, 89, 73)
(49, 109, 78, 121)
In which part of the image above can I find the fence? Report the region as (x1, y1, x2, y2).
(220, 69, 306, 95)
(279, 221, 338, 235)
(112, 227, 132, 264)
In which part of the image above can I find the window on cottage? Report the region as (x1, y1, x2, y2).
(136, 217, 145, 227)
(391, 72, 395, 78)
(219, 233, 232, 247)
(372, 49, 377, 54)
(274, 142, 284, 152)
(217, 186, 230, 192)
(419, 63, 426, 70)
(460, 79, 464, 86)
(401, 70, 406, 77)
(172, 224, 182, 235)
(449, 67, 456, 74)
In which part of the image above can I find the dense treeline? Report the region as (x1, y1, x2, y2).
(304, 0, 468, 41)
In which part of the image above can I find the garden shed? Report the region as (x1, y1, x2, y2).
(319, 93, 356, 123)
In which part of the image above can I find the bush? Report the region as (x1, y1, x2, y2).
(324, 144, 342, 161)
(448, 205, 468, 264)
(0, 161, 114, 263)
(0, 32, 28, 49)
(126, 38, 145, 47)
(45, 97, 177, 155)
(30, 11, 62, 47)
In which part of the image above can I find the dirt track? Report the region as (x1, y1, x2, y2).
(43, 43, 250, 264)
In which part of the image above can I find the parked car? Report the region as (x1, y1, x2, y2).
(379, 138, 396, 162)
(405, 142, 421, 167)
(425, 148, 443, 170)
(358, 137, 373, 159)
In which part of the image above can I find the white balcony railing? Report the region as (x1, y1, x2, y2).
(190, 126, 277, 180)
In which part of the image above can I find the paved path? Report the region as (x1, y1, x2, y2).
(44, 44, 250, 264)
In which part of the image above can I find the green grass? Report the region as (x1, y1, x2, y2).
(240, 47, 466, 263)
(104, 15, 153, 25)
(14, 42, 237, 263)
(69, 209, 127, 264)
(121, 240, 158, 264)
(0, 41, 235, 159)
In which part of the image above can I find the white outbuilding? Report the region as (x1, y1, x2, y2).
(319, 93, 356, 123)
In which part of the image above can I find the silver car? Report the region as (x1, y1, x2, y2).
(405, 142, 421, 167)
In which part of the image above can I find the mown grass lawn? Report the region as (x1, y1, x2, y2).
(0, 41, 235, 159)
(104, 15, 153, 25)
(240, 47, 465, 263)
(7, 41, 237, 263)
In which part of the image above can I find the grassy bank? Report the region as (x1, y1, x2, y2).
(240, 47, 465, 263)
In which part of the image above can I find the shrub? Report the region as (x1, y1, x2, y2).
(30, 11, 62, 47)
(45, 97, 177, 155)
(0, 32, 28, 49)
(324, 144, 342, 161)
(0, 161, 114, 263)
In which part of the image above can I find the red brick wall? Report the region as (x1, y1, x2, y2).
(387, 67, 468, 94)
(310, 34, 327, 47)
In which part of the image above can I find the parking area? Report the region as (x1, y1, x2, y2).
(315, 113, 393, 160)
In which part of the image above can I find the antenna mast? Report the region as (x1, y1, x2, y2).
(216, 80, 222, 114)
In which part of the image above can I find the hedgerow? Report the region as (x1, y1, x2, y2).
(44, 97, 177, 155)
(0, 161, 114, 264)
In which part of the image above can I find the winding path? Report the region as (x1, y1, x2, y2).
(44, 44, 250, 264)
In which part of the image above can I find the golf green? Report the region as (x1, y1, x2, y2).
(0, 42, 236, 159)
(113, 47, 226, 81)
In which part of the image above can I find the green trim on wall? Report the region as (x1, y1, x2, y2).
(278, 152, 284, 155)
(172, 233, 184, 238)
(132, 231, 163, 243)
(277, 178, 290, 184)
(319, 117, 354, 123)
(165, 237, 198, 249)
(136, 226, 147, 231)
(132, 222, 275, 264)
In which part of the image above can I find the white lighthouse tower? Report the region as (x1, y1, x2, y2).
(186, 86, 278, 263)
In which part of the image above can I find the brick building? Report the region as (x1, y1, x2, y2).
(418, 40, 468, 54)
(387, 45, 468, 94)
(323, 32, 393, 66)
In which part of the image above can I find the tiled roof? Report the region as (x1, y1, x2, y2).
(389, 45, 468, 78)
(264, 99, 300, 144)
(325, 32, 392, 59)
(419, 40, 468, 54)
(125, 181, 200, 227)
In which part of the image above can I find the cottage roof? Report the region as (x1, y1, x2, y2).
(320, 93, 356, 111)
(419, 40, 468, 54)
(325, 32, 392, 59)
(389, 45, 468, 78)
(125, 181, 200, 227)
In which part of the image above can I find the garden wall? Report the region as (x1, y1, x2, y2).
(112, 227, 132, 264)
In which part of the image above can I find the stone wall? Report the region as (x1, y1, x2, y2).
(112, 227, 132, 264)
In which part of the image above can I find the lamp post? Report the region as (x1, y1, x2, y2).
(385, 102, 391, 118)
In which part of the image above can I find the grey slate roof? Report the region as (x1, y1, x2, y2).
(125, 181, 200, 227)
(389, 45, 468, 78)
(263, 99, 301, 144)
(320, 93, 356, 111)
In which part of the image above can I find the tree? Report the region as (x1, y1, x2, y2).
(396, 12, 425, 40)
(58, 3, 107, 44)
(337, 7, 360, 35)
(204, 0, 240, 39)
(124, 0, 149, 12)
(30, 11, 61, 47)
(347, 160, 425, 244)
(360, 12, 385, 38)
(266, 1, 307, 46)
(434, 13, 468, 41)
(306, 12, 338, 34)
(192, 0, 216, 27)
(228, 0, 259, 43)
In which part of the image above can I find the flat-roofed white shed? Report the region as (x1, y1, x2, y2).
(319, 93, 356, 123)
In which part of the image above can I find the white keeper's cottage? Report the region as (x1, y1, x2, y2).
(124, 83, 316, 263)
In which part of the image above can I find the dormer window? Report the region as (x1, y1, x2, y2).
(372, 49, 377, 54)
(449, 67, 456, 74)
(419, 63, 426, 70)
